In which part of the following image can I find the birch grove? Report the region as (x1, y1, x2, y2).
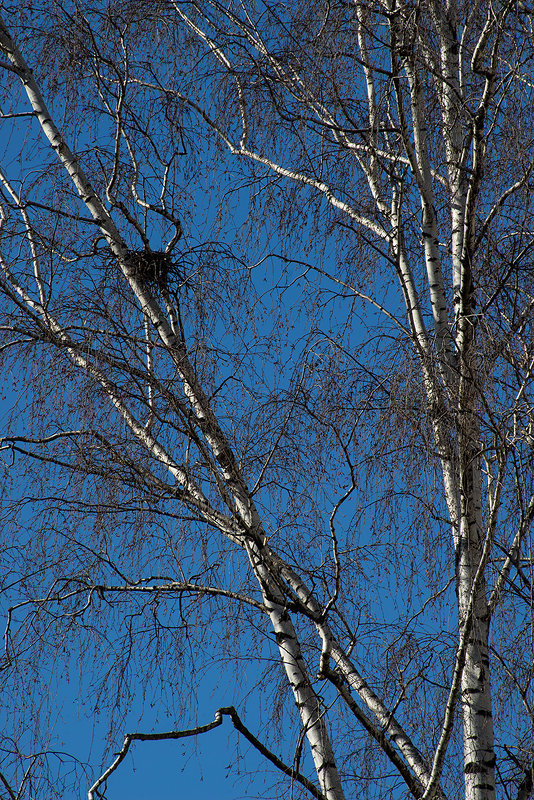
(0, 2, 533, 799)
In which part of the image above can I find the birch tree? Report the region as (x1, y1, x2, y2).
(0, 2, 533, 800)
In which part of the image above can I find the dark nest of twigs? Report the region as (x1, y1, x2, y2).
(124, 249, 173, 291)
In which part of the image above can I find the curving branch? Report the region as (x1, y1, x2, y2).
(87, 706, 327, 800)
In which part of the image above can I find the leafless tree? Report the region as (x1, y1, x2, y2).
(0, 2, 533, 800)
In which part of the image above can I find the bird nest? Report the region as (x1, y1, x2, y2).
(124, 250, 170, 290)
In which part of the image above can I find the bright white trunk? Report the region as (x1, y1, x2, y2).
(457, 463, 495, 800)
(272, 556, 436, 792)
(265, 598, 345, 800)
(250, 546, 345, 800)
(405, 63, 454, 373)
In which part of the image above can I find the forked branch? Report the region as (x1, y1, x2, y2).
(87, 706, 327, 800)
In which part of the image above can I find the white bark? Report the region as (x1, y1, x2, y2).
(259, 582, 346, 800)
(271, 554, 438, 793)
(404, 60, 454, 378)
